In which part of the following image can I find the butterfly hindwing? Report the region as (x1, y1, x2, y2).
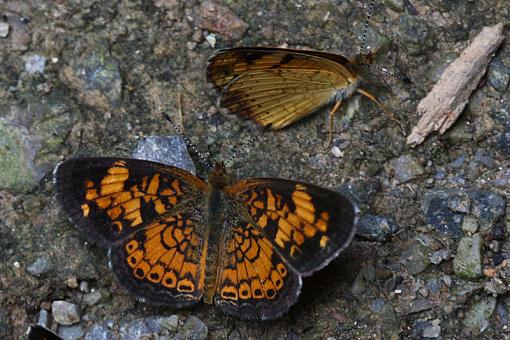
(108, 212, 207, 307)
(54, 158, 208, 246)
(226, 178, 358, 276)
(214, 217, 301, 320)
(207, 47, 358, 129)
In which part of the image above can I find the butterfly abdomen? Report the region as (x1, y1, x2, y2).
(203, 188, 225, 303)
(333, 77, 361, 103)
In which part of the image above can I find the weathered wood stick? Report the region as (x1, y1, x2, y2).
(407, 23, 505, 147)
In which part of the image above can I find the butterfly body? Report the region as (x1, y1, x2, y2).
(54, 158, 357, 319)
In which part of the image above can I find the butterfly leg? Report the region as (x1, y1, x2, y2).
(324, 98, 343, 150)
(356, 88, 406, 134)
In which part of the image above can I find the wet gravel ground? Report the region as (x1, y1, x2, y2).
(0, 1, 509, 339)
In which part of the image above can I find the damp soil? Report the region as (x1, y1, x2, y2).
(0, 1, 509, 339)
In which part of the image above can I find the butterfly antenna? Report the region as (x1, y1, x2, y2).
(360, 0, 376, 54)
(225, 125, 271, 168)
(368, 63, 412, 84)
(161, 112, 213, 170)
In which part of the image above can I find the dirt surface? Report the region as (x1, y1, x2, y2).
(0, 1, 509, 339)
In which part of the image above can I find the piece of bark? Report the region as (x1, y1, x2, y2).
(407, 23, 505, 147)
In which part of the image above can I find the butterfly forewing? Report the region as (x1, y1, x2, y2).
(54, 158, 208, 246)
(226, 178, 358, 276)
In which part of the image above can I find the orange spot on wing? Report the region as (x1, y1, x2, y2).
(100, 182, 124, 196)
(86, 188, 98, 201)
(295, 207, 315, 224)
(266, 189, 276, 210)
(162, 271, 177, 288)
(81, 203, 90, 217)
(95, 196, 112, 209)
(316, 218, 328, 233)
(107, 206, 122, 220)
(125, 210, 143, 226)
(320, 235, 330, 249)
(146, 174, 160, 195)
(177, 278, 195, 292)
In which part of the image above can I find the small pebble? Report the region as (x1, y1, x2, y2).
(462, 216, 478, 234)
(423, 324, 441, 338)
(83, 290, 102, 306)
(27, 256, 52, 277)
(331, 146, 343, 158)
(79, 281, 89, 292)
(205, 33, 216, 47)
(66, 277, 79, 288)
(37, 309, 49, 327)
(429, 249, 450, 265)
(24, 54, 47, 74)
(84, 323, 115, 340)
(52, 301, 80, 325)
(58, 324, 85, 340)
(0, 22, 9, 38)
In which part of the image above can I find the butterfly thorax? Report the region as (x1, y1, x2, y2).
(207, 162, 236, 190)
(348, 52, 374, 75)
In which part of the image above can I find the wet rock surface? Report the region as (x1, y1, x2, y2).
(0, 1, 508, 339)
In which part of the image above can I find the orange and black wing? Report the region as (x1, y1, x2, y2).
(108, 212, 208, 306)
(214, 217, 301, 320)
(226, 178, 358, 276)
(54, 157, 207, 246)
(54, 158, 209, 306)
(207, 47, 357, 129)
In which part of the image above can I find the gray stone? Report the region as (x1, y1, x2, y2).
(357, 214, 398, 242)
(52, 301, 80, 326)
(422, 325, 441, 338)
(24, 54, 47, 75)
(0, 22, 9, 38)
(389, 155, 425, 183)
(176, 315, 208, 340)
(84, 323, 115, 340)
(487, 59, 510, 93)
(27, 256, 52, 277)
(450, 155, 466, 168)
(496, 132, 510, 155)
(58, 324, 85, 340)
(423, 190, 465, 239)
(37, 309, 49, 328)
(336, 179, 380, 213)
(160, 315, 179, 332)
(429, 249, 450, 265)
(132, 136, 196, 174)
(470, 191, 506, 231)
(463, 296, 497, 332)
(400, 242, 431, 275)
(407, 298, 435, 314)
(453, 233, 483, 280)
(462, 216, 479, 234)
(447, 193, 471, 213)
(119, 318, 153, 340)
(82, 290, 102, 306)
(120, 315, 180, 339)
(0, 118, 40, 192)
(474, 149, 495, 168)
